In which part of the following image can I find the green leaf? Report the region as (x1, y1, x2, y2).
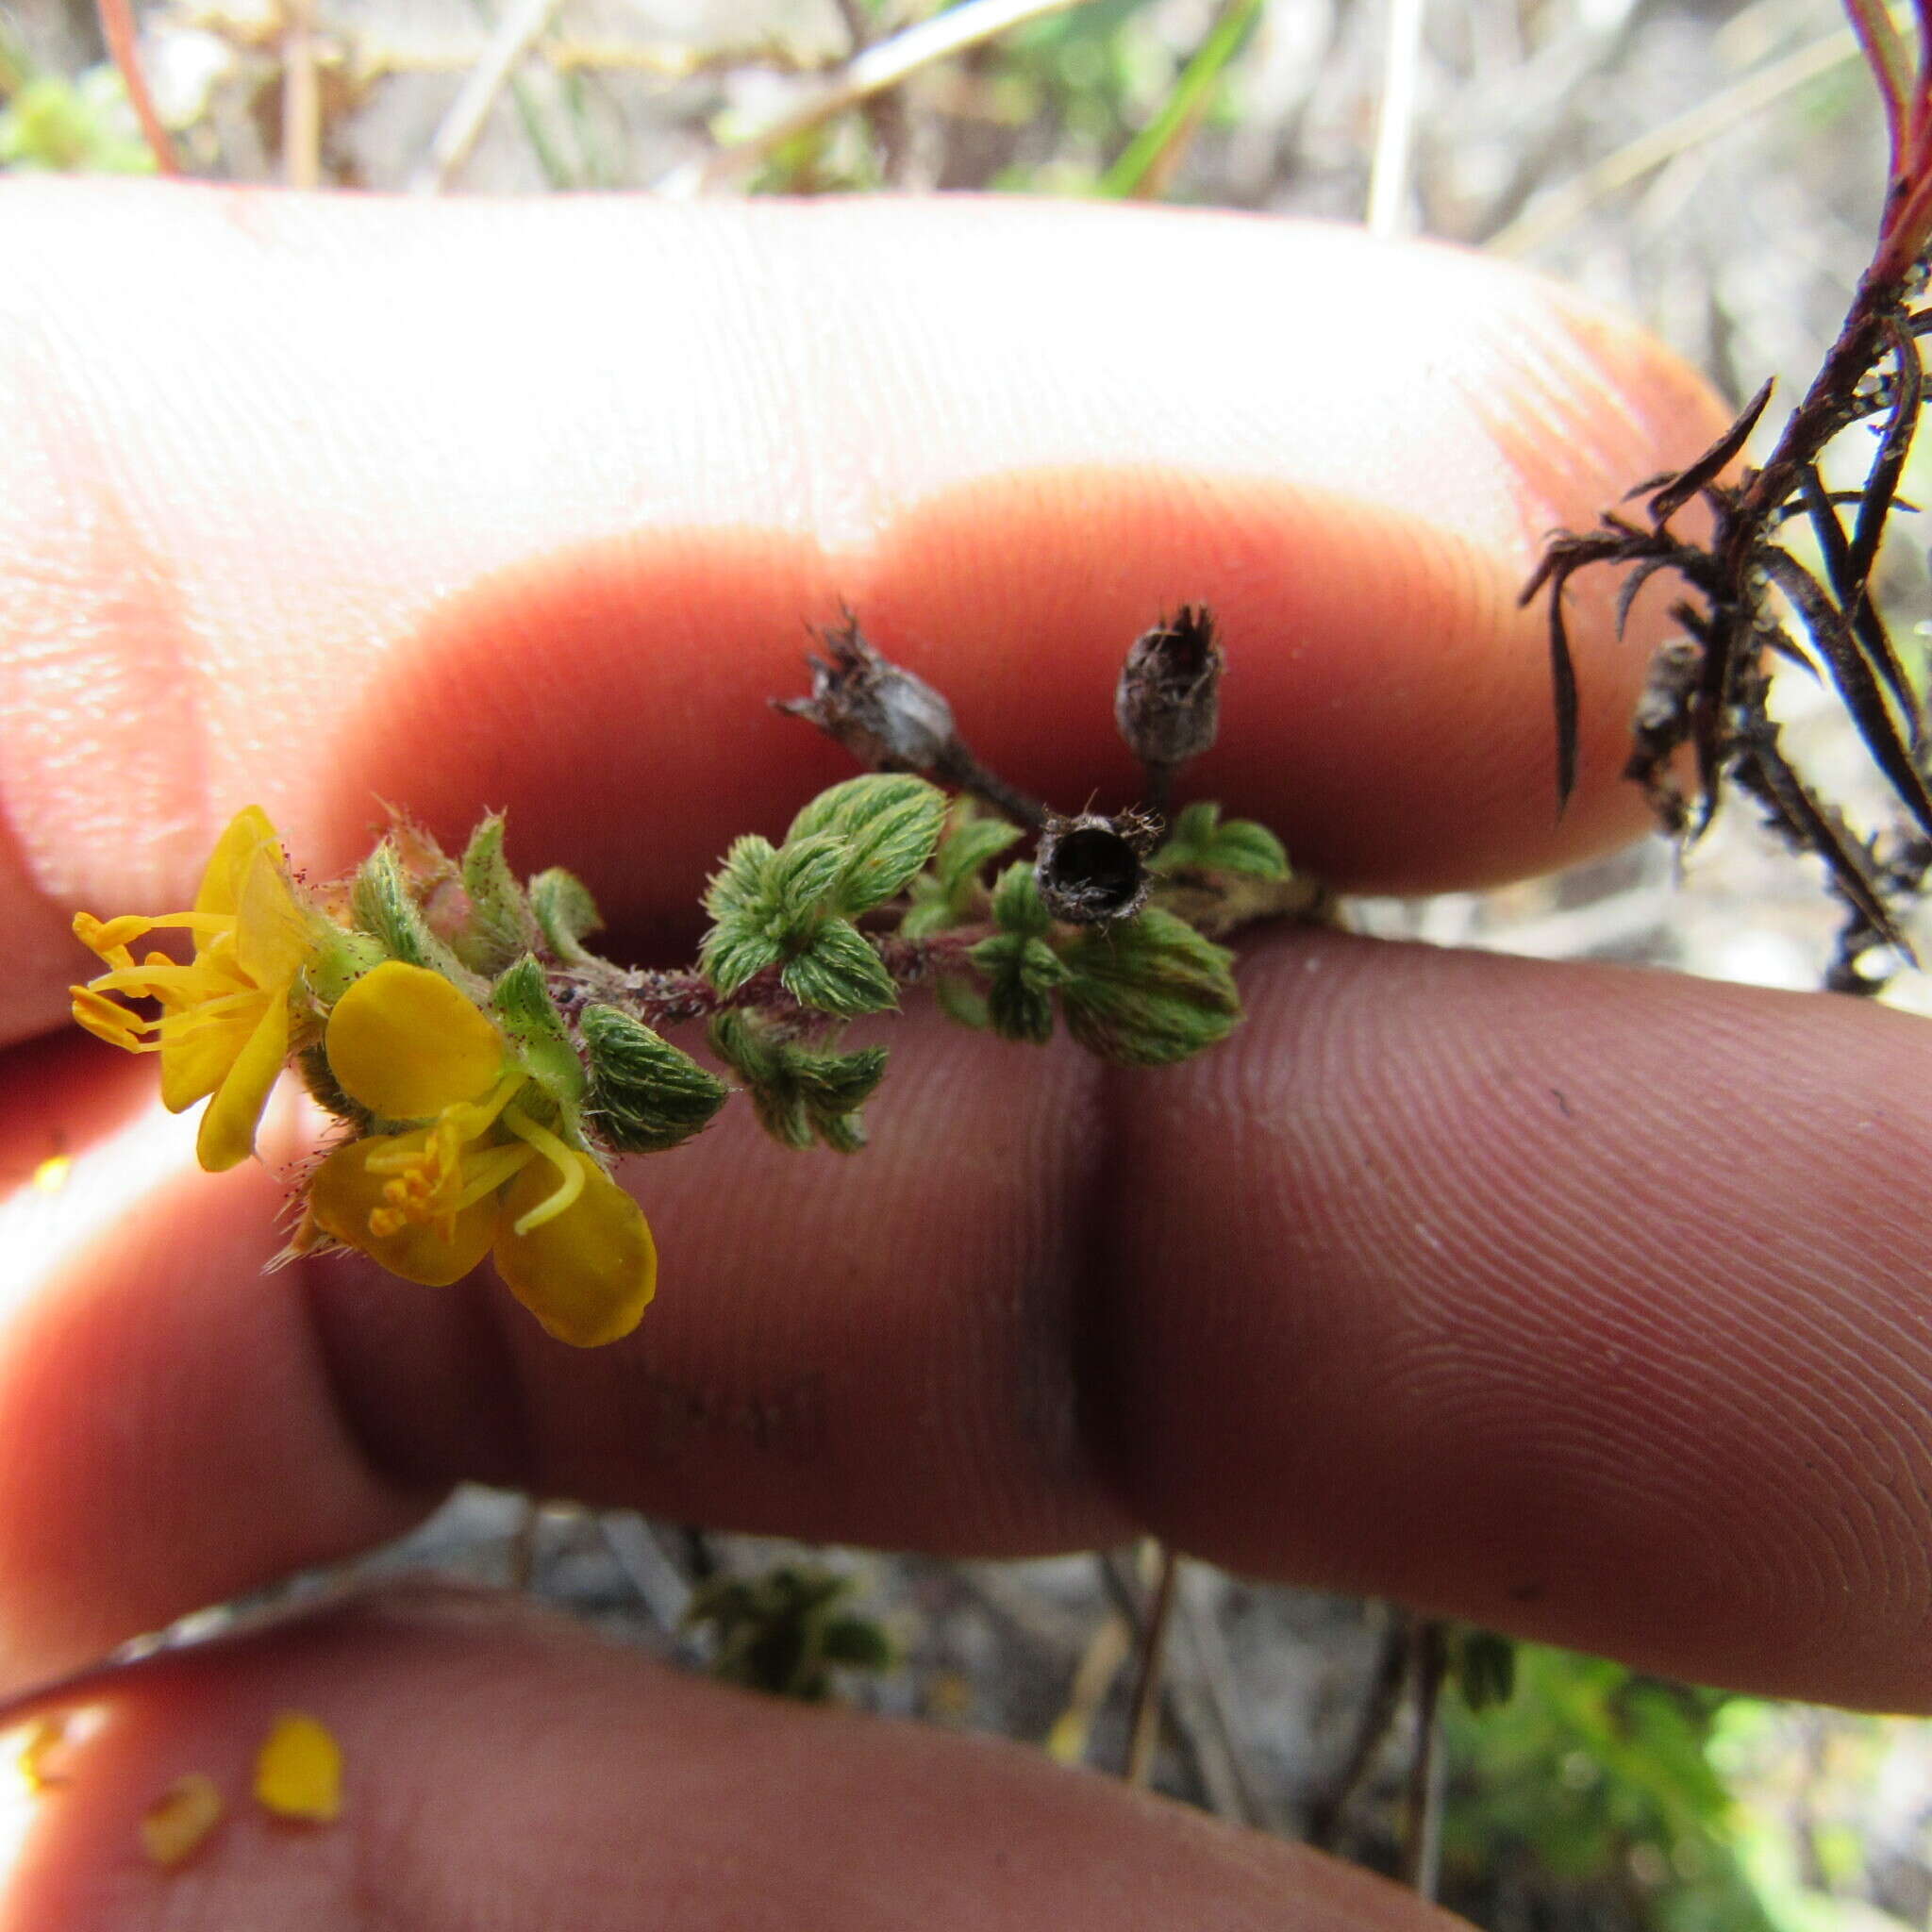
(455, 815, 540, 973)
(1205, 819, 1289, 877)
(704, 835, 780, 925)
(699, 923, 786, 997)
(779, 918, 898, 1015)
(1451, 1629, 1518, 1712)
(934, 974, 990, 1030)
(579, 1004, 729, 1153)
(901, 801, 1027, 938)
(1058, 908, 1241, 1065)
(897, 876, 957, 940)
(789, 1041, 889, 1117)
(990, 860, 1052, 938)
(936, 804, 1024, 900)
(969, 930, 1065, 1044)
(708, 1013, 887, 1153)
(491, 956, 587, 1108)
(1098, 0, 1263, 200)
(350, 840, 465, 977)
(529, 866, 604, 966)
(773, 833, 851, 925)
(818, 1615, 893, 1670)
(786, 774, 946, 915)
(1149, 801, 1290, 880)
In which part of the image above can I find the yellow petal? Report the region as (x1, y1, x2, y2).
(141, 1773, 224, 1866)
(158, 1004, 259, 1111)
(253, 1710, 341, 1823)
(494, 1156, 656, 1348)
(196, 991, 290, 1172)
(233, 839, 312, 988)
(325, 961, 504, 1120)
(308, 1134, 499, 1287)
(193, 806, 281, 919)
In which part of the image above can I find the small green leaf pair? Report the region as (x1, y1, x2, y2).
(701, 775, 948, 1015)
(1148, 801, 1290, 880)
(708, 1011, 888, 1153)
(962, 862, 1243, 1065)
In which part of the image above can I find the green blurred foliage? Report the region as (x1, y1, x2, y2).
(1443, 1644, 1774, 1932)
(0, 65, 154, 174)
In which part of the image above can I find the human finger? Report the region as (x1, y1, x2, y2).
(0, 181, 1727, 1043)
(0, 1586, 1465, 1932)
(5, 932, 1930, 1711)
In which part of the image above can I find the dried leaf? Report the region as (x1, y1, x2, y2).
(1648, 379, 1774, 525)
(142, 1774, 225, 1867)
(1846, 318, 1922, 592)
(1761, 548, 1932, 840)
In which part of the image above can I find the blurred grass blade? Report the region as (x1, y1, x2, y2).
(1099, 0, 1261, 200)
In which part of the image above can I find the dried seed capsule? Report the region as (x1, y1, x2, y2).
(1115, 606, 1224, 768)
(1035, 812, 1152, 924)
(777, 614, 958, 774)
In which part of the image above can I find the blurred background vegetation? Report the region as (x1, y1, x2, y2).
(4, 1, 1927, 1926)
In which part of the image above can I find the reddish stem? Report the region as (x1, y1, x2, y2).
(95, 0, 179, 175)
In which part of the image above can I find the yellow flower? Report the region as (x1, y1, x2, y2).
(308, 961, 656, 1348)
(71, 807, 316, 1173)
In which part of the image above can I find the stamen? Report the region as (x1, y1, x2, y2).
(503, 1108, 587, 1234)
(70, 988, 160, 1052)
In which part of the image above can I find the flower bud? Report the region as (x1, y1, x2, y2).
(777, 615, 958, 774)
(1034, 811, 1154, 924)
(1115, 605, 1224, 767)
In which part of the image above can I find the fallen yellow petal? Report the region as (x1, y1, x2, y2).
(16, 1717, 65, 1791)
(253, 1710, 341, 1823)
(141, 1774, 224, 1867)
(29, 1156, 71, 1196)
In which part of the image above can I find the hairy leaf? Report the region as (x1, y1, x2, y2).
(529, 866, 604, 966)
(787, 774, 947, 914)
(453, 815, 539, 974)
(492, 956, 586, 1108)
(778, 917, 898, 1015)
(580, 1004, 728, 1154)
(1057, 908, 1241, 1066)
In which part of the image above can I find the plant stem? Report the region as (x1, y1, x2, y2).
(96, 0, 179, 174)
(1307, 1604, 1409, 1848)
(1402, 1619, 1448, 1899)
(1124, 1541, 1179, 1786)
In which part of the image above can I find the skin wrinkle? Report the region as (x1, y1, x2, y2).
(1091, 934, 1932, 1700)
(1367, 963, 1926, 1616)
